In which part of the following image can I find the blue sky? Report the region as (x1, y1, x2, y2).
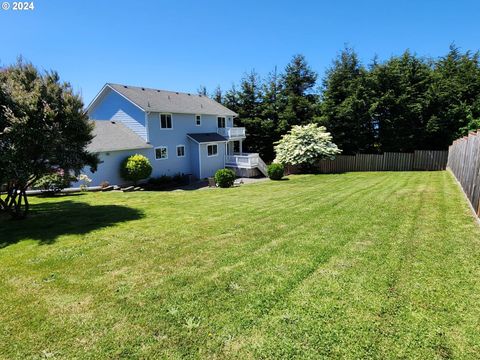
(1, 0, 479, 105)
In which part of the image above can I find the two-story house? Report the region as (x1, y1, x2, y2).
(76, 83, 267, 186)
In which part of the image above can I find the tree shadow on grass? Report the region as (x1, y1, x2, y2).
(0, 200, 144, 248)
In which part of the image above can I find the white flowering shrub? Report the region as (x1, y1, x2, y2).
(78, 174, 92, 191)
(274, 124, 341, 166)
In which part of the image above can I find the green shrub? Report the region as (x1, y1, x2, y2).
(267, 163, 284, 180)
(120, 154, 152, 185)
(146, 173, 189, 190)
(148, 175, 172, 186)
(172, 172, 184, 183)
(214, 169, 236, 188)
(34, 173, 75, 194)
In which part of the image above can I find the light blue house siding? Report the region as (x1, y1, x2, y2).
(146, 112, 201, 177)
(72, 148, 152, 187)
(146, 112, 230, 178)
(189, 139, 201, 179)
(198, 143, 226, 178)
(89, 88, 147, 139)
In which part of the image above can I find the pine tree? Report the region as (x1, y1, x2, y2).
(261, 66, 282, 125)
(212, 85, 222, 103)
(279, 54, 318, 132)
(223, 84, 241, 113)
(425, 45, 480, 149)
(320, 47, 376, 154)
(257, 67, 284, 161)
(236, 70, 268, 158)
(370, 51, 433, 152)
(197, 85, 208, 97)
(237, 70, 262, 119)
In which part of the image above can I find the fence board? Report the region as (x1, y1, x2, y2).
(447, 131, 480, 217)
(414, 150, 449, 170)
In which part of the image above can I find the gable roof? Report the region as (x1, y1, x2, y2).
(88, 120, 152, 153)
(99, 83, 238, 117)
(187, 133, 227, 143)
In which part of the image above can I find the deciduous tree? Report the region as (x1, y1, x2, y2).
(0, 60, 98, 218)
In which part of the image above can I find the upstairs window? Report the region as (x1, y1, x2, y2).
(160, 114, 172, 129)
(207, 144, 218, 157)
(195, 115, 201, 126)
(217, 117, 225, 128)
(176, 145, 185, 157)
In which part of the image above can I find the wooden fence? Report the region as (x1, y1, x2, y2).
(289, 150, 448, 174)
(447, 131, 480, 217)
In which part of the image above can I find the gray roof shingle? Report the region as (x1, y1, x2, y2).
(187, 133, 227, 143)
(88, 120, 152, 153)
(107, 83, 238, 117)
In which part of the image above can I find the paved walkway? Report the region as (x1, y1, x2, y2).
(236, 177, 269, 185)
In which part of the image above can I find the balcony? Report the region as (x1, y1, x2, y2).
(217, 127, 246, 139)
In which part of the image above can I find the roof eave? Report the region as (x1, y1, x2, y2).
(146, 108, 238, 117)
(186, 134, 228, 144)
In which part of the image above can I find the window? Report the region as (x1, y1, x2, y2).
(160, 114, 172, 129)
(155, 146, 168, 160)
(217, 116, 225, 128)
(195, 115, 201, 126)
(176, 145, 185, 157)
(207, 144, 218, 157)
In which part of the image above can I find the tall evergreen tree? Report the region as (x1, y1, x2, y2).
(261, 66, 282, 125)
(222, 84, 241, 114)
(425, 45, 480, 149)
(236, 70, 270, 157)
(197, 85, 208, 97)
(278, 54, 318, 132)
(237, 70, 263, 119)
(212, 85, 223, 103)
(370, 51, 433, 152)
(253, 67, 283, 160)
(320, 48, 376, 154)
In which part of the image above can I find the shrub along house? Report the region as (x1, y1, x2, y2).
(74, 83, 267, 186)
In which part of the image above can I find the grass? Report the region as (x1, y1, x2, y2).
(1, 171, 479, 359)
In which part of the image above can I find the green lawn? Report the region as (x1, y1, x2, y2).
(1, 172, 480, 359)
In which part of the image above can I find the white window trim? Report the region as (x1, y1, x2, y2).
(207, 143, 218, 157)
(195, 114, 201, 126)
(176, 144, 186, 158)
(155, 146, 168, 160)
(159, 113, 173, 130)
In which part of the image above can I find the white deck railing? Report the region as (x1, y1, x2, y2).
(226, 153, 268, 176)
(217, 127, 246, 138)
(225, 153, 259, 168)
